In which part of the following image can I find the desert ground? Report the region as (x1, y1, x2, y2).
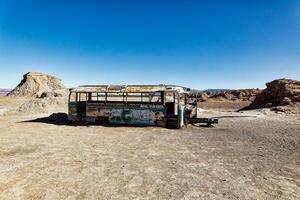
(0, 97, 299, 199)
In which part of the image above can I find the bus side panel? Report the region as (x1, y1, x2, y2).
(85, 104, 165, 126)
(109, 108, 165, 126)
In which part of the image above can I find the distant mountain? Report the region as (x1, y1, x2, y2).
(191, 89, 234, 94)
(190, 89, 204, 93)
(202, 89, 235, 94)
(0, 89, 11, 96)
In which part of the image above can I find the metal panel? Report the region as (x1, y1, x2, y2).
(85, 103, 165, 126)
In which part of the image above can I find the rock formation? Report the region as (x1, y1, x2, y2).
(7, 72, 67, 98)
(190, 89, 262, 102)
(246, 79, 300, 109)
(7, 72, 68, 113)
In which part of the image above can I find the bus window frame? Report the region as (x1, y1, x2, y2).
(69, 91, 178, 106)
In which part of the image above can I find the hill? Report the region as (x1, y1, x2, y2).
(7, 72, 67, 98)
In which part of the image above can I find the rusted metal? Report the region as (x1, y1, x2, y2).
(68, 85, 218, 128)
(70, 85, 189, 93)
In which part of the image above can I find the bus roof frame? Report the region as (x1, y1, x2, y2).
(70, 84, 190, 94)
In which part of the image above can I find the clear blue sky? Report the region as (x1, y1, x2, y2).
(0, 0, 299, 89)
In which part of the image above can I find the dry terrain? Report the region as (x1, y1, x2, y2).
(198, 100, 252, 111)
(0, 96, 299, 199)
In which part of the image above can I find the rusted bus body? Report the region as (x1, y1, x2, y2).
(68, 85, 190, 128)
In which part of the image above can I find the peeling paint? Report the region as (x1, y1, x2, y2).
(68, 85, 190, 128)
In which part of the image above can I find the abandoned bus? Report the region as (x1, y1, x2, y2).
(68, 85, 190, 128)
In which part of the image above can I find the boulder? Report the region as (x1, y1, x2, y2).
(291, 95, 300, 103)
(279, 97, 292, 106)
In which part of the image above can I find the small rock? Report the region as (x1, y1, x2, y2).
(265, 103, 273, 108)
(279, 97, 292, 106)
(291, 95, 300, 102)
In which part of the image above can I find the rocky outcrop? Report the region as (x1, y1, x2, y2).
(16, 97, 67, 113)
(191, 89, 262, 102)
(246, 79, 300, 109)
(7, 72, 67, 98)
(6, 72, 68, 113)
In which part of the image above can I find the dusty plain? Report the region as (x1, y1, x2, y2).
(0, 97, 299, 199)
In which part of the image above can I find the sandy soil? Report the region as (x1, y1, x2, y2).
(0, 97, 299, 199)
(198, 100, 252, 111)
(0, 97, 30, 116)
